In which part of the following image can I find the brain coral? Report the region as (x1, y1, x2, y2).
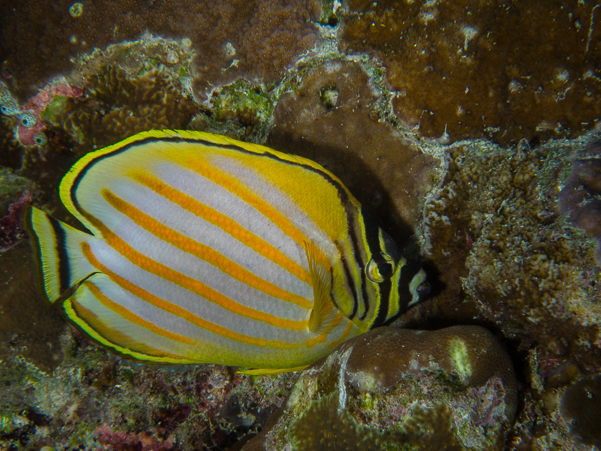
(245, 326, 516, 451)
(58, 62, 195, 151)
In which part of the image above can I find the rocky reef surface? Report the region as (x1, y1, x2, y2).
(1, 0, 600, 449)
(244, 326, 517, 451)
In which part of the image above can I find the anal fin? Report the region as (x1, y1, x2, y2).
(237, 365, 310, 376)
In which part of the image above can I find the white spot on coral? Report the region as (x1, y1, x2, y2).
(324, 60, 342, 73)
(181, 38, 192, 51)
(508, 80, 523, 93)
(585, 4, 600, 53)
(337, 347, 353, 414)
(555, 68, 569, 83)
(419, 11, 436, 25)
(461, 26, 478, 50)
(225, 42, 236, 57)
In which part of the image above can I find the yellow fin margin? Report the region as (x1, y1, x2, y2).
(237, 365, 310, 376)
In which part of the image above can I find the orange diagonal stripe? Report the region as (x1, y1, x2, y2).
(102, 189, 312, 310)
(166, 154, 331, 265)
(80, 212, 307, 331)
(83, 279, 196, 345)
(68, 295, 187, 360)
(81, 242, 301, 349)
(129, 171, 312, 285)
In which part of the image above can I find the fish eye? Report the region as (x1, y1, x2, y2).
(366, 254, 396, 283)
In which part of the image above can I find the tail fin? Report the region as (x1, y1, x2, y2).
(25, 206, 97, 303)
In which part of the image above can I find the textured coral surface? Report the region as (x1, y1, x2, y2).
(245, 326, 516, 450)
(340, 0, 601, 145)
(1, 0, 600, 449)
(0, 0, 321, 102)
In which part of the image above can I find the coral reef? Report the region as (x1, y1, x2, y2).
(559, 140, 601, 263)
(245, 326, 516, 450)
(0, 329, 298, 449)
(412, 136, 601, 449)
(0, 0, 321, 102)
(339, 0, 601, 145)
(419, 139, 601, 363)
(560, 374, 601, 448)
(1, 0, 600, 449)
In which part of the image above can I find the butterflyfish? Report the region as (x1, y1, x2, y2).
(26, 130, 429, 373)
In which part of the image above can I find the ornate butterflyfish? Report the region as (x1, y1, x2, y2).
(26, 130, 429, 373)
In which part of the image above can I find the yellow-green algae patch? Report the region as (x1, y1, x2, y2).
(448, 338, 472, 382)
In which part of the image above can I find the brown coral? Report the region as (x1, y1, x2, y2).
(61, 64, 194, 150)
(0, 0, 321, 102)
(344, 326, 517, 419)
(559, 141, 601, 263)
(340, 0, 601, 145)
(560, 375, 601, 447)
(245, 325, 516, 451)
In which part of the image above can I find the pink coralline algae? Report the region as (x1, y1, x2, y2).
(0, 190, 31, 252)
(15, 82, 83, 146)
(95, 423, 175, 451)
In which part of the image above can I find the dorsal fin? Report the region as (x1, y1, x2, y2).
(304, 241, 336, 334)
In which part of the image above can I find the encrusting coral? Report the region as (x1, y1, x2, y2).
(0, 0, 322, 102)
(245, 326, 516, 450)
(560, 374, 601, 448)
(420, 140, 601, 366)
(559, 141, 601, 263)
(339, 0, 601, 145)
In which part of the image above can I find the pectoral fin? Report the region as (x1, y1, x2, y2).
(304, 241, 337, 334)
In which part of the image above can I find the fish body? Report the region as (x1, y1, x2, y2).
(26, 130, 428, 371)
